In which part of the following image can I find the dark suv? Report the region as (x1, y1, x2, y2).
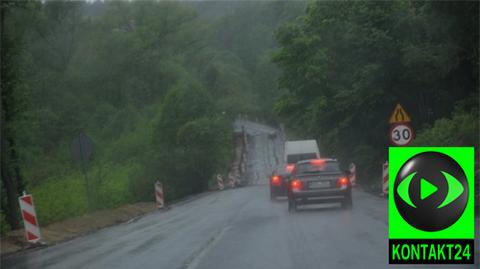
(287, 159, 352, 212)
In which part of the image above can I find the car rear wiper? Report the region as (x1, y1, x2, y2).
(298, 171, 322, 175)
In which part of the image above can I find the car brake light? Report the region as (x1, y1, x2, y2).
(271, 175, 281, 186)
(310, 159, 326, 166)
(337, 177, 349, 187)
(290, 179, 303, 191)
(286, 164, 294, 173)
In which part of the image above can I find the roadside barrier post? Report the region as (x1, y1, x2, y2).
(18, 192, 42, 243)
(155, 181, 164, 209)
(348, 163, 356, 186)
(216, 174, 224, 190)
(382, 161, 389, 196)
(228, 173, 235, 188)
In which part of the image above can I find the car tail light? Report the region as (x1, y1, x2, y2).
(290, 179, 303, 191)
(286, 164, 294, 173)
(310, 159, 326, 166)
(271, 175, 281, 186)
(337, 177, 349, 188)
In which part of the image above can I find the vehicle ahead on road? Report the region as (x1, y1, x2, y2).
(284, 140, 320, 173)
(269, 165, 291, 200)
(287, 159, 352, 212)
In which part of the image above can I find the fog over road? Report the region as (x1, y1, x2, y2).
(2, 121, 477, 269)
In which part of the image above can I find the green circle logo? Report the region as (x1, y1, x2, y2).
(394, 151, 468, 231)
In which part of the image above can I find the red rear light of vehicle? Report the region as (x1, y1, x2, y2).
(337, 177, 349, 188)
(310, 159, 326, 166)
(286, 164, 295, 173)
(290, 179, 303, 191)
(271, 175, 281, 186)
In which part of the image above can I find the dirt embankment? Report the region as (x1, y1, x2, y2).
(1, 202, 156, 256)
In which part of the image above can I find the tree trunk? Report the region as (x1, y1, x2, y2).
(1, 136, 21, 229)
(0, 2, 24, 229)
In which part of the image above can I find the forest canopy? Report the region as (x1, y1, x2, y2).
(1, 1, 303, 231)
(1, 1, 478, 233)
(273, 1, 478, 183)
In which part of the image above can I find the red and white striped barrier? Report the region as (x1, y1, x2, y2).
(228, 174, 235, 188)
(349, 163, 356, 186)
(155, 181, 164, 209)
(216, 174, 224, 190)
(382, 161, 389, 195)
(18, 193, 41, 243)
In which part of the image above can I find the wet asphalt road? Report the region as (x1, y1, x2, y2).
(2, 186, 477, 269)
(2, 120, 478, 268)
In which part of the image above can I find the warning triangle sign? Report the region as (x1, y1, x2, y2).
(389, 104, 411, 124)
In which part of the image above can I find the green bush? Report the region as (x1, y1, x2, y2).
(32, 174, 89, 225)
(0, 179, 10, 235)
(413, 108, 479, 147)
(0, 212, 11, 235)
(177, 117, 233, 193)
(94, 163, 137, 209)
(351, 145, 382, 185)
(30, 162, 143, 225)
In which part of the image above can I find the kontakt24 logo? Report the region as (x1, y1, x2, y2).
(389, 147, 474, 264)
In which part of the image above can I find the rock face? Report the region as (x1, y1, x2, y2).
(232, 119, 284, 186)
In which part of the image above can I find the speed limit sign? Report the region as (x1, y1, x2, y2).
(389, 124, 414, 146)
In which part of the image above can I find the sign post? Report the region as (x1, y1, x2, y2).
(385, 104, 414, 196)
(71, 134, 94, 210)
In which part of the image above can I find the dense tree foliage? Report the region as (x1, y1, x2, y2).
(1, 0, 477, 233)
(0, 1, 302, 231)
(273, 1, 478, 184)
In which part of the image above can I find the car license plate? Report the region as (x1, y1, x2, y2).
(309, 181, 330, 189)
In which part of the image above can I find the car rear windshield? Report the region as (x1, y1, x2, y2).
(295, 161, 340, 174)
(287, 153, 318, 164)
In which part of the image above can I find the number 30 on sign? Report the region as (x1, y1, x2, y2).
(390, 124, 414, 146)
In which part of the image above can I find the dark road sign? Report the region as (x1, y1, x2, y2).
(71, 134, 93, 164)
